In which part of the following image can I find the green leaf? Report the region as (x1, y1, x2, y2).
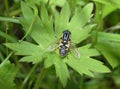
(49, 0, 66, 6)
(5, 41, 43, 63)
(112, 0, 120, 8)
(21, 1, 34, 22)
(102, 4, 117, 19)
(5, 1, 54, 64)
(95, 32, 120, 68)
(71, 24, 95, 43)
(0, 53, 17, 89)
(69, 3, 93, 30)
(97, 32, 120, 42)
(5, 41, 42, 55)
(54, 3, 94, 43)
(44, 52, 70, 86)
(20, 55, 43, 63)
(40, 4, 55, 46)
(55, 2, 70, 37)
(25, 0, 42, 5)
(21, 1, 42, 44)
(92, 0, 113, 5)
(78, 3, 93, 27)
(44, 52, 57, 68)
(55, 58, 70, 87)
(93, 0, 120, 7)
(93, 0, 120, 18)
(41, 4, 49, 24)
(78, 44, 100, 57)
(68, 3, 94, 43)
(20, 1, 54, 48)
(67, 0, 77, 12)
(92, 0, 110, 5)
(66, 44, 110, 77)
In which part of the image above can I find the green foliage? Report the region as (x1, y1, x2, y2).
(5, 1, 111, 87)
(55, 2, 94, 43)
(0, 0, 120, 89)
(92, 0, 120, 18)
(20, 1, 54, 46)
(95, 32, 120, 68)
(66, 44, 110, 77)
(5, 41, 43, 63)
(54, 56, 70, 86)
(0, 30, 17, 42)
(0, 53, 17, 89)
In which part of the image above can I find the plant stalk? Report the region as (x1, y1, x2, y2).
(33, 68, 47, 89)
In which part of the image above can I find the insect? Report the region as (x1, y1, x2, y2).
(46, 30, 80, 58)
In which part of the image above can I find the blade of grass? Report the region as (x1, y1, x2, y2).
(20, 8, 38, 42)
(4, 0, 9, 56)
(0, 17, 20, 24)
(5, 25, 8, 56)
(4, 0, 9, 16)
(20, 63, 38, 89)
(10, 9, 21, 16)
(33, 68, 47, 89)
(0, 52, 4, 61)
(0, 30, 17, 42)
(0, 52, 13, 67)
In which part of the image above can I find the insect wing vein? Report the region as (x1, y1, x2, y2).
(46, 40, 59, 51)
(70, 43, 80, 58)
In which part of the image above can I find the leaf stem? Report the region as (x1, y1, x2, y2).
(79, 76, 85, 89)
(20, 64, 38, 89)
(0, 30, 17, 42)
(57, 80, 63, 89)
(4, 0, 9, 56)
(10, 9, 21, 16)
(0, 17, 20, 24)
(5, 25, 8, 56)
(92, 2, 104, 46)
(33, 68, 47, 89)
(94, 2, 103, 31)
(4, 0, 9, 16)
(20, 8, 38, 42)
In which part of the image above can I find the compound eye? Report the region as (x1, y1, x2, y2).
(63, 33, 69, 40)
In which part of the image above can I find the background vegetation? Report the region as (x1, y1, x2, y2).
(0, 0, 120, 89)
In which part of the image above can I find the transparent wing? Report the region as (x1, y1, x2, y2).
(70, 43, 80, 58)
(46, 40, 59, 51)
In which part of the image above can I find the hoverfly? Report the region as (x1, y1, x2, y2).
(46, 30, 80, 58)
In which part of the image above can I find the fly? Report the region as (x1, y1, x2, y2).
(46, 30, 80, 58)
(59, 30, 71, 57)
